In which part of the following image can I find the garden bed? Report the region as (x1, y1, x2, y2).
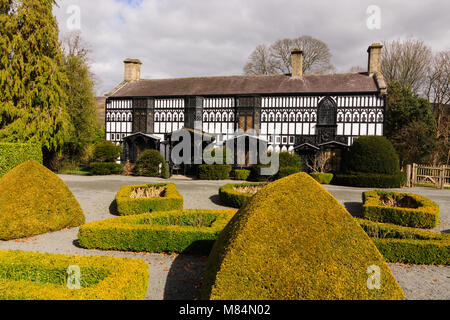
(358, 219, 450, 265)
(362, 190, 440, 228)
(78, 209, 236, 254)
(219, 182, 268, 208)
(0, 250, 148, 300)
(115, 183, 183, 215)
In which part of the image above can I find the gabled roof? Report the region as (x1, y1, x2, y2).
(109, 73, 380, 98)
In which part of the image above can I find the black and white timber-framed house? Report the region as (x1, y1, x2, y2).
(105, 43, 387, 171)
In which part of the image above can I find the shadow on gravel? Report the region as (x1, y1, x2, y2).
(109, 200, 120, 216)
(442, 229, 450, 234)
(72, 239, 83, 249)
(209, 194, 224, 206)
(164, 243, 209, 300)
(344, 202, 363, 217)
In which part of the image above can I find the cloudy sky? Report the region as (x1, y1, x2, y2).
(53, 0, 450, 95)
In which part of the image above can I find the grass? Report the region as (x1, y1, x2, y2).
(130, 186, 165, 199)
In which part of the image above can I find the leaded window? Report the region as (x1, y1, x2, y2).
(317, 97, 336, 125)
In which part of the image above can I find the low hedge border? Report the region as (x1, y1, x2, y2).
(78, 209, 237, 254)
(309, 172, 334, 184)
(232, 169, 251, 181)
(333, 172, 406, 188)
(198, 165, 232, 180)
(89, 162, 123, 175)
(362, 190, 440, 229)
(0, 143, 43, 177)
(219, 182, 268, 208)
(0, 250, 149, 300)
(116, 183, 183, 215)
(358, 219, 449, 265)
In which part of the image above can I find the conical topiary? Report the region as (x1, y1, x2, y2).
(201, 173, 405, 300)
(0, 161, 85, 240)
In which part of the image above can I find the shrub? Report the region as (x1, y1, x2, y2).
(198, 164, 232, 180)
(203, 147, 233, 164)
(0, 143, 43, 177)
(0, 161, 85, 240)
(0, 250, 148, 300)
(78, 209, 236, 254)
(116, 183, 183, 215)
(93, 141, 122, 162)
(343, 136, 400, 175)
(135, 149, 169, 178)
(248, 165, 272, 182)
(278, 151, 302, 169)
(276, 166, 301, 179)
(219, 182, 268, 208)
(333, 172, 406, 188)
(202, 173, 404, 300)
(362, 191, 440, 229)
(310, 172, 334, 184)
(233, 169, 251, 181)
(89, 162, 123, 175)
(358, 219, 450, 265)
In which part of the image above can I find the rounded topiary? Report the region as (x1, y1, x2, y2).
(343, 136, 400, 175)
(135, 149, 168, 178)
(0, 161, 85, 240)
(202, 173, 405, 300)
(93, 141, 122, 163)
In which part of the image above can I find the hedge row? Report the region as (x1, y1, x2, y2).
(0, 143, 43, 177)
(198, 165, 232, 180)
(89, 162, 123, 175)
(116, 183, 183, 215)
(219, 183, 268, 208)
(233, 169, 251, 181)
(0, 250, 149, 300)
(309, 172, 334, 184)
(78, 209, 236, 254)
(358, 219, 449, 265)
(333, 172, 406, 188)
(362, 190, 440, 229)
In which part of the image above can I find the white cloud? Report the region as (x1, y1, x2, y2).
(54, 0, 450, 95)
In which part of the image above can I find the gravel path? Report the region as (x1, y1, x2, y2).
(0, 175, 448, 300)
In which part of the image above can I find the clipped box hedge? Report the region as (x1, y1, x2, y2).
(0, 250, 149, 300)
(89, 162, 123, 175)
(198, 164, 232, 180)
(78, 209, 237, 254)
(116, 183, 183, 215)
(219, 182, 268, 208)
(233, 169, 251, 181)
(0, 143, 43, 177)
(309, 172, 334, 184)
(333, 172, 406, 188)
(358, 219, 450, 265)
(362, 190, 440, 229)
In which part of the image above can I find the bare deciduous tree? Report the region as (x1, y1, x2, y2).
(381, 39, 433, 94)
(244, 35, 334, 76)
(348, 66, 366, 73)
(306, 152, 331, 173)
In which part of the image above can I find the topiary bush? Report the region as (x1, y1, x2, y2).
(343, 136, 400, 175)
(78, 209, 237, 254)
(201, 173, 405, 300)
(89, 162, 123, 175)
(116, 183, 183, 215)
(0, 143, 43, 177)
(362, 190, 440, 229)
(0, 250, 148, 300)
(219, 182, 268, 208)
(333, 172, 406, 188)
(135, 149, 169, 178)
(276, 166, 301, 179)
(274, 152, 302, 180)
(233, 169, 251, 181)
(358, 219, 449, 265)
(310, 172, 334, 184)
(198, 165, 232, 180)
(92, 141, 122, 162)
(0, 161, 85, 240)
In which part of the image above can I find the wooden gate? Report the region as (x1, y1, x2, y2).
(407, 164, 450, 189)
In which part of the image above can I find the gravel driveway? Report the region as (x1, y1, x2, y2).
(0, 175, 448, 300)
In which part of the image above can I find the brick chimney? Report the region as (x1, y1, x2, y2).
(367, 43, 383, 75)
(124, 58, 142, 81)
(291, 48, 303, 77)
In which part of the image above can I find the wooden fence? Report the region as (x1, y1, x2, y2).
(406, 163, 450, 189)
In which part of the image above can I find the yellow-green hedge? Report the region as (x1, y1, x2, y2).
(219, 183, 268, 208)
(116, 183, 183, 215)
(78, 209, 236, 254)
(0, 143, 43, 177)
(358, 219, 450, 265)
(0, 250, 148, 300)
(0, 161, 85, 240)
(202, 173, 405, 300)
(362, 190, 440, 229)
